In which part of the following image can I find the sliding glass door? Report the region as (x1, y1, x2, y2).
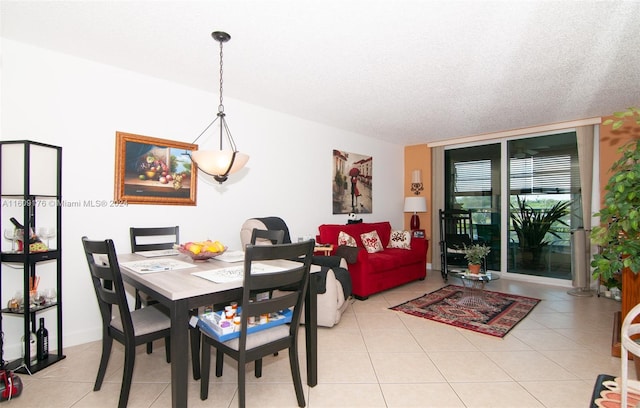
(444, 132, 582, 280)
(445, 143, 501, 271)
(507, 132, 581, 279)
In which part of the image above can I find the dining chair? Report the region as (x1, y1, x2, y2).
(129, 226, 179, 355)
(129, 226, 202, 380)
(199, 240, 314, 408)
(439, 209, 477, 281)
(250, 228, 285, 246)
(621, 302, 640, 408)
(81, 236, 171, 408)
(250, 228, 286, 354)
(129, 226, 179, 309)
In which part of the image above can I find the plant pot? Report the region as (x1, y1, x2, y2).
(468, 263, 481, 274)
(604, 290, 612, 298)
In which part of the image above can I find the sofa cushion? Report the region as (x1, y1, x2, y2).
(361, 230, 384, 253)
(388, 230, 411, 250)
(338, 231, 357, 247)
(318, 222, 392, 248)
(366, 247, 425, 270)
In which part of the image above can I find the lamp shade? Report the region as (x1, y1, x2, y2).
(404, 197, 427, 213)
(191, 149, 249, 176)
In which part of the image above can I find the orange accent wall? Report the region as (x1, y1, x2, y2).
(599, 115, 640, 348)
(404, 144, 431, 263)
(598, 115, 640, 209)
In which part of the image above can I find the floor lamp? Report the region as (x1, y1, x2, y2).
(404, 197, 427, 230)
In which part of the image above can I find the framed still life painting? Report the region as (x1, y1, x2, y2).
(114, 131, 198, 205)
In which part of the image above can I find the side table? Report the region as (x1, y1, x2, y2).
(449, 270, 499, 309)
(314, 244, 333, 256)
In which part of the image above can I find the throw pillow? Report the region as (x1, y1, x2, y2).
(360, 230, 384, 253)
(338, 231, 357, 247)
(387, 230, 412, 250)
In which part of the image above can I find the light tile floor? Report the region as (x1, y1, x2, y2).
(5, 271, 630, 407)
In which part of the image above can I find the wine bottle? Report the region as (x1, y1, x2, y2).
(9, 217, 42, 244)
(36, 317, 49, 361)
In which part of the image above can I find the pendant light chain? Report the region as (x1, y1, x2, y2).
(189, 31, 249, 184)
(218, 40, 225, 114)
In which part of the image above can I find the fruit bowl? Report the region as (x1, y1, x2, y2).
(175, 243, 227, 261)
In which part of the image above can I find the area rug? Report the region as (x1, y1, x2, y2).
(389, 285, 541, 338)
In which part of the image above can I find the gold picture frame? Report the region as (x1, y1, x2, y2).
(114, 131, 198, 205)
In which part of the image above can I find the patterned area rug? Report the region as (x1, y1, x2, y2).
(389, 284, 541, 338)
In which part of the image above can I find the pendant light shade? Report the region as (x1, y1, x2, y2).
(191, 149, 250, 183)
(190, 31, 249, 184)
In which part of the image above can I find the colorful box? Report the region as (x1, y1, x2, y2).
(192, 308, 292, 342)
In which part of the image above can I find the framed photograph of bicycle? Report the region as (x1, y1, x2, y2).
(114, 131, 198, 205)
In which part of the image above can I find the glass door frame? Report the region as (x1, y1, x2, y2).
(445, 129, 580, 286)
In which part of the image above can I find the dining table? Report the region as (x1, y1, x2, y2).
(117, 252, 320, 408)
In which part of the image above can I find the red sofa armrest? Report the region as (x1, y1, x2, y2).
(410, 236, 428, 256)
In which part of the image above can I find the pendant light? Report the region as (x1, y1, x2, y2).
(190, 31, 249, 183)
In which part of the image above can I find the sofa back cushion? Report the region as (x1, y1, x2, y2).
(360, 230, 384, 253)
(318, 222, 392, 248)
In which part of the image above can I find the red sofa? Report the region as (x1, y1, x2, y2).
(317, 221, 428, 300)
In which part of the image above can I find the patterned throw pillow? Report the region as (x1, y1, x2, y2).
(338, 231, 357, 247)
(360, 230, 384, 253)
(387, 230, 412, 250)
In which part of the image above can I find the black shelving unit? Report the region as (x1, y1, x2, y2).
(0, 140, 65, 373)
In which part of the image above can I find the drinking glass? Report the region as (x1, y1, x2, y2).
(38, 227, 56, 248)
(44, 288, 57, 304)
(4, 228, 17, 252)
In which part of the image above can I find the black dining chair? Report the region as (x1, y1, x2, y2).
(129, 226, 202, 380)
(199, 240, 314, 408)
(129, 226, 179, 310)
(81, 236, 171, 408)
(129, 226, 179, 355)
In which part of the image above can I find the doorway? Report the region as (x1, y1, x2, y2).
(444, 132, 582, 280)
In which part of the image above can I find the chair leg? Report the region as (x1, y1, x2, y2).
(622, 341, 634, 408)
(255, 358, 262, 378)
(238, 355, 247, 408)
(288, 345, 306, 407)
(134, 289, 142, 310)
(200, 340, 211, 400)
(164, 336, 171, 363)
(135, 291, 154, 355)
(94, 335, 113, 391)
(215, 349, 224, 377)
(190, 324, 201, 380)
(118, 342, 136, 408)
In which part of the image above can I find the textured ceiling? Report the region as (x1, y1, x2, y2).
(2, 0, 639, 145)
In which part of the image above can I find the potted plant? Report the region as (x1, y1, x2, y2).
(510, 196, 571, 269)
(603, 276, 622, 298)
(463, 243, 491, 274)
(591, 107, 640, 285)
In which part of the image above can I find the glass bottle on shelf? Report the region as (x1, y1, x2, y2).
(36, 318, 49, 361)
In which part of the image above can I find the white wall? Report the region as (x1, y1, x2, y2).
(0, 39, 405, 358)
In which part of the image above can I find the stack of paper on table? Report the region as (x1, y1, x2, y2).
(191, 262, 286, 283)
(120, 258, 196, 274)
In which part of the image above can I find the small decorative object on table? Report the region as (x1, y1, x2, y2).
(463, 243, 491, 274)
(176, 240, 227, 261)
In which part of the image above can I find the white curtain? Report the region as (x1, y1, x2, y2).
(576, 125, 595, 231)
(431, 146, 445, 271)
(575, 125, 595, 289)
